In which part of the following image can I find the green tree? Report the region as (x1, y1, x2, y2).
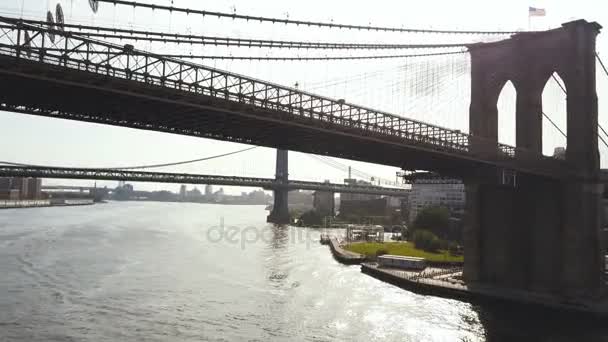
(412, 229, 441, 252)
(412, 206, 450, 238)
(299, 210, 323, 226)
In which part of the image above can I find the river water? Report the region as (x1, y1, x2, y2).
(0, 202, 607, 342)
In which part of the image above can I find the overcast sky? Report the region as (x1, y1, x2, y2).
(0, 0, 607, 194)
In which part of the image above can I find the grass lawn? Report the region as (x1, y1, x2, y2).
(344, 242, 464, 263)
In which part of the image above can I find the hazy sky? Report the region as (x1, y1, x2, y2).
(0, 0, 607, 193)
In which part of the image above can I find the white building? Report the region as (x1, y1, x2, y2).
(407, 174, 465, 224)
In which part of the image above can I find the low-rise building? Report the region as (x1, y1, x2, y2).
(25, 178, 42, 199)
(406, 172, 465, 224)
(0, 177, 42, 200)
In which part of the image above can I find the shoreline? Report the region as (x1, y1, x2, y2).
(0, 200, 95, 210)
(361, 262, 608, 320)
(321, 235, 608, 319)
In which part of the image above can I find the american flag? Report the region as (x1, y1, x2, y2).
(529, 6, 546, 17)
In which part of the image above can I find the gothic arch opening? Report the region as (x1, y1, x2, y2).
(541, 72, 567, 157)
(496, 80, 517, 146)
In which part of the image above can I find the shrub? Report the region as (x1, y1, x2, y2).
(448, 242, 462, 255)
(412, 206, 450, 238)
(438, 239, 449, 251)
(376, 248, 389, 257)
(412, 229, 441, 252)
(299, 210, 322, 226)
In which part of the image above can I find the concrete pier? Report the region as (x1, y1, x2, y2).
(267, 149, 290, 224)
(362, 263, 608, 318)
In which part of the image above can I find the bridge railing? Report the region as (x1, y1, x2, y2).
(0, 18, 561, 174)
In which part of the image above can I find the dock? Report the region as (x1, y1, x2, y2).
(361, 263, 608, 318)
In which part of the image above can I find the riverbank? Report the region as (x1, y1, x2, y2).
(321, 236, 608, 318)
(345, 241, 463, 263)
(323, 237, 464, 267)
(0, 199, 95, 209)
(327, 237, 366, 264)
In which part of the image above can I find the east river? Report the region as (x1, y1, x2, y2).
(1, 202, 607, 341)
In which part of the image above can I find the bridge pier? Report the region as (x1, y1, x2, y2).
(465, 19, 606, 302)
(464, 177, 604, 299)
(267, 149, 290, 225)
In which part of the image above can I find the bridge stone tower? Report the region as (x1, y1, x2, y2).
(465, 20, 605, 300)
(267, 149, 290, 224)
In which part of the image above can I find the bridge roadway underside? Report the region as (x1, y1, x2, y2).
(0, 55, 500, 179)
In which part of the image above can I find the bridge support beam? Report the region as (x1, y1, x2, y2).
(267, 149, 290, 225)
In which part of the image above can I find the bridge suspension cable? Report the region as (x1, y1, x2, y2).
(307, 154, 400, 187)
(594, 54, 608, 147)
(541, 112, 566, 138)
(5, 19, 473, 51)
(597, 53, 608, 78)
(95, 0, 520, 35)
(157, 50, 467, 61)
(549, 69, 608, 148)
(14, 45, 467, 61)
(0, 146, 258, 170)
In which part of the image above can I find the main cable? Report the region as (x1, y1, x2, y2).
(14, 45, 468, 61)
(2, 19, 474, 50)
(162, 50, 467, 61)
(95, 0, 520, 35)
(0, 146, 258, 170)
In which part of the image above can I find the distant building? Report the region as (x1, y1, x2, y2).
(214, 188, 224, 202)
(406, 173, 465, 224)
(0, 177, 42, 200)
(0, 177, 11, 191)
(313, 184, 334, 217)
(386, 196, 403, 208)
(247, 189, 269, 204)
(205, 184, 213, 196)
(187, 187, 202, 199)
(553, 146, 566, 159)
(113, 183, 134, 201)
(288, 190, 314, 212)
(11, 177, 28, 199)
(179, 185, 187, 199)
(340, 197, 390, 218)
(341, 178, 381, 202)
(25, 178, 42, 199)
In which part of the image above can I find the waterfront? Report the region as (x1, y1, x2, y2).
(1, 202, 607, 341)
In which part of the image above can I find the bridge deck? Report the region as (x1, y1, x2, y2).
(0, 165, 410, 196)
(0, 19, 571, 180)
